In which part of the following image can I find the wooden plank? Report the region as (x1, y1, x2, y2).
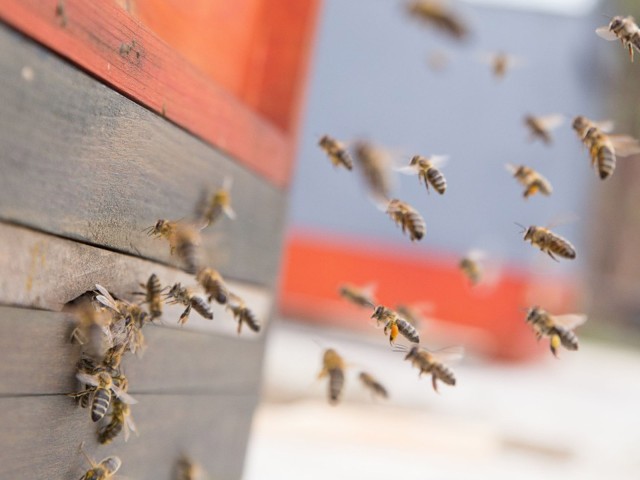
(0, 0, 294, 187)
(0, 24, 286, 286)
(0, 306, 264, 396)
(0, 222, 272, 338)
(0, 394, 256, 479)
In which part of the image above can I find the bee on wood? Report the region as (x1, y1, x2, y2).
(69, 301, 113, 362)
(404, 346, 462, 392)
(406, 0, 469, 40)
(176, 455, 207, 480)
(318, 348, 346, 405)
(71, 370, 137, 422)
(338, 283, 376, 309)
(132, 273, 164, 320)
(353, 141, 394, 202)
(572, 115, 640, 180)
(518, 224, 576, 261)
(196, 267, 229, 304)
(371, 305, 420, 345)
(596, 16, 640, 61)
(525, 306, 587, 357)
(505, 164, 553, 199)
(226, 293, 261, 334)
(98, 376, 137, 444)
(477, 51, 525, 79)
(146, 219, 201, 273)
(165, 283, 213, 325)
(385, 199, 426, 241)
(203, 176, 236, 228)
(359, 372, 388, 399)
(524, 114, 565, 145)
(79, 444, 122, 480)
(319, 135, 353, 171)
(396, 155, 448, 195)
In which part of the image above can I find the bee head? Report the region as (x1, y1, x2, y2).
(525, 306, 541, 323)
(371, 305, 385, 319)
(404, 346, 419, 360)
(409, 155, 421, 166)
(523, 225, 537, 241)
(572, 116, 587, 132)
(610, 16, 624, 32)
(318, 135, 329, 147)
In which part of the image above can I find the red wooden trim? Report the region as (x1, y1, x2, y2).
(0, 0, 297, 187)
(278, 230, 578, 361)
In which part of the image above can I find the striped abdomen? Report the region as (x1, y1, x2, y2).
(396, 318, 420, 343)
(176, 240, 198, 274)
(595, 145, 616, 179)
(79, 388, 92, 409)
(98, 413, 124, 445)
(548, 233, 576, 259)
(190, 297, 213, 319)
(426, 168, 447, 194)
(91, 388, 111, 422)
(328, 368, 345, 405)
(240, 308, 261, 333)
(434, 363, 456, 386)
(556, 327, 579, 351)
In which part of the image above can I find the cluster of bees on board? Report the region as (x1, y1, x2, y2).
(68, 179, 258, 478)
(316, 1, 640, 405)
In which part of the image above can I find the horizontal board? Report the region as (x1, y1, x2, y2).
(0, 306, 265, 396)
(0, 24, 286, 286)
(0, 0, 294, 187)
(0, 394, 256, 480)
(0, 222, 272, 339)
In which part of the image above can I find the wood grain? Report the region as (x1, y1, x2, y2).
(0, 24, 286, 286)
(0, 0, 295, 187)
(0, 394, 256, 480)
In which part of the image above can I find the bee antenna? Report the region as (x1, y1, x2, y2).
(514, 222, 526, 233)
(601, 13, 613, 20)
(391, 344, 409, 353)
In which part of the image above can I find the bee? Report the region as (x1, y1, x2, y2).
(505, 164, 552, 199)
(396, 155, 448, 195)
(79, 444, 122, 480)
(226, 293, 261, 334)
(165, 283, 213, 325)
(525, 306, 587, 357)
(518, 224, 576, 261)
(524, 114, 565, 145)
(319, 135, 353, 171)
(404, 346, 461, 392)
(318, 348, 345, 405)
(133, 273, 164, 319)
(203, 176, 236, 228)
(353, 141, 394, 202)
(359, 372, 388, 399)
(69, 301, 113, 362)
(74, 357, 100, 409)
(477, 51, 525, 79)
(196, 267, 229, 304)
(72, 370, 137, 422)
(146, 219, 201, 273)
(572, 115, 640, 180)
(338, 283, 376, 309)
(385, 199, 426, 241)
(95, 284, 148, 355)
(459, 250, 486, 286)
(406, 0, 468, 40)
(596, 16, 640, 62)
(98, 376, 137, 444)
(371, 305, 420, 345)
(176, 455, 206, 480)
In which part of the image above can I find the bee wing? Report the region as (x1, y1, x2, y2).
(428, 155, 449, 169)
(552, 314, 587, 330)
(504, 163, 519, 175)
(76, 371, 99, 387)
(394, 164, 420, 175)
(466, 248, 487, 262)
(610, 135, 640, 157)
(123, 413, 138, 441)
(111, 385, 138, 405)
(223, 204, 237, 220)
(595, 120, 615, 133)
(536, 114, 565, 131)
(431, 345, 465, 364)
(595, 26, 618, 41)
(546, 212, 579, 230)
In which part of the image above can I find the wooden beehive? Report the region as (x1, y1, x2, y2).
(0, 1, 319, 478)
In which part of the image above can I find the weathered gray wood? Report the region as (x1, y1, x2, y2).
(0, 394, 256, 480)
(0, 24, 287, 286)
(0, 306, 264, 396)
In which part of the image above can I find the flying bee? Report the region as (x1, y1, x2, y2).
(458, 249, 487, 286)
(353, 141, 394, 202)
(596, 16, 640, 61)
(477, 51, 525, 79)
(132, 273, 164, 319)
(406, 0, 469, 40)
(403, 346, 462, 392)
(525, 306, 587, 357)
(226, 293, 261, 334)
(146, 219, 201, 273)
(385, 198, 426, 241)
(338, 283, 376, 309)
(71, 370, 137, 422)
(518, 224, 576, 261)
(203, 176, 236, 227)
(196, 267, 229, 304)
(505, 164, 553, 199)
(78, 444, 122, 480)
(69, 301, 113, 362)
(572, 115, 640, 180)
(396, 155, 448, 195)
(359, 372, 388, 399)
(98, 376, 137, 444)
(318, 348, 346, 405)
(524, 114, 565, 145)
(319, 135, 353, 171)
(165, 283, 213, 325)
(371, 305, 420, 345)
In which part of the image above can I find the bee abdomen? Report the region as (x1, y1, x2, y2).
(434, 364, 456, 386)
(190, 297, 214, 320)
(91, 388, 111, 422)
(403, 212, 426, 241)
(396, 318, 420, 343)
(426, 168, 447, 194)
(242, 310, 261, 333)
(79, 389, 92, 409)
(208, 282, 229, 305)
(596, 145, 616, 180)
(550, 235, 576, 259)
(557, 328, 579, 351)
(98, 417, 124, 445)
(328, 368, 344, 405)
(176, 241, 198, 274)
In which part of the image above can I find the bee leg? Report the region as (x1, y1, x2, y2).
(547, 251, 559, 262)
(178, 304, 191, 325)
(237, 319, 243, 335)
(431, 374, 439, 393)
(550, 335, 561, 358)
